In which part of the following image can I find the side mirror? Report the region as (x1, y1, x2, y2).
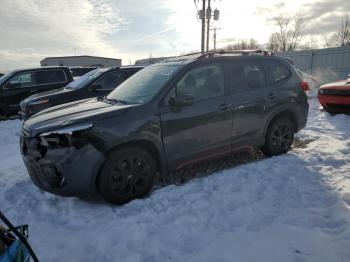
(89, 84, 102, 92)
(169, 92, 194, 106)
(6, 82, 21, 89)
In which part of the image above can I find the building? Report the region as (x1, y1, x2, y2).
(135, 56, 172, 65)
(40, 55, 122, 68)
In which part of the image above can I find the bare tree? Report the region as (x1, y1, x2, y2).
(225, 38, 259, 50)
(325, 16, 350, 47)
(267, 13, 305, 52)
(299, 36, 319, 50)
(267, 33, 280, 52)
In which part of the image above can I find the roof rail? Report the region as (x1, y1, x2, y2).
(161, 49, 274, 63)
(198, 49, 274, 59)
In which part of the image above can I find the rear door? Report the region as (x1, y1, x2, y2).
(261, 59, 295, 107)
(159, 62, 233, 169)
(35, 68, 69, 93)
(229, 59, 271, 144)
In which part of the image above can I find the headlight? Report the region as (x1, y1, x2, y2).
(40, 123, 93, 137)
(29, 99, 49, 106)
(318, 89, 325, 95)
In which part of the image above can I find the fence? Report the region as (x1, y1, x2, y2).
(277, 46, 350, 82)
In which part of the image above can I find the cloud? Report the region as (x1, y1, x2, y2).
(0, 0, 123, 71)
(0, 0, 349, 72)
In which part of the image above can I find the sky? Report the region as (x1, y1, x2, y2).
(0, 0, 349, 71)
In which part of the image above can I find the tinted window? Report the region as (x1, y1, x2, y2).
(36, 69, 66, 85)
(70, 68, 97, 77)
(94, 71, 125, 90)
(265, 60, 291, 84)
(8, 71, 36, 88)
(66, 68, 109, 90)
(174, 63, 224, 101)
(230, 61, 266, 92)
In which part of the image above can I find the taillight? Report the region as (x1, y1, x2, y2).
(299, 81, 310, 93)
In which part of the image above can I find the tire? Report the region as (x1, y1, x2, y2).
(98, 147, 156, 204)
(261, 117, 294, 157)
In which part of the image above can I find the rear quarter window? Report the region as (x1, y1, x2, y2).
(264, 60, 291, 84)
(36, 69, 67, 85)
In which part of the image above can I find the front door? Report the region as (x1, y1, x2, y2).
(2, 70, 36, 114)
(159, 62, 232, 169)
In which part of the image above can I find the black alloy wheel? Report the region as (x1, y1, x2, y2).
(98, 147, 156, 204)
(262, 118, 294, 156)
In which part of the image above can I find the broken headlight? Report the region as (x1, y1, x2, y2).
(39, 123, 93, 149)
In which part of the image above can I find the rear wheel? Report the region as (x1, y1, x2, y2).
(98, 147, 156, 204)
(261, 118, 294, 157)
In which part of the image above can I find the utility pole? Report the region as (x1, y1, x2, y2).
(201, 0, 206, 53)
(211, 27, 221, 51)
(206, 0, 211, 52)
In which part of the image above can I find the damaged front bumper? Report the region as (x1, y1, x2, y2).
(20, 128, 105, 197)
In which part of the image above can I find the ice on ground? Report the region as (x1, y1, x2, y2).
(0, 99, 350, 262)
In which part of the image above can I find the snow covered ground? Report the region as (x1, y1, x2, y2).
(0, 98, 350, 262)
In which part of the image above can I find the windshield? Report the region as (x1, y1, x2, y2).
(107, 64, 182, 103)
(66, 68, 109, 90)
(0, 71, 15, 86)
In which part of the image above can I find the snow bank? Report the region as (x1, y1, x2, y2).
(0, 99, 349, 262)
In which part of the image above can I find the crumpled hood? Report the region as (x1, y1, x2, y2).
(23, 98, 133, 137)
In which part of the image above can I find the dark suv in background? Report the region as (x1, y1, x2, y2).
(0, 66, 73, 118)
(19, 66, 144, 119)
(20, 51, 309, 204)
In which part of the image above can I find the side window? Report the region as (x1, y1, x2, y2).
(8, 71, 36, 88)
(174, 63, 224, 101)
(230, 61, 266, 92)
(265, 60, 291, 84)
(94, 72, 123, 90)
(36, 70, 67, 85)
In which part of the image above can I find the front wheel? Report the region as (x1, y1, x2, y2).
(98, 147, 156, 205)
(261, 118, 294, 157)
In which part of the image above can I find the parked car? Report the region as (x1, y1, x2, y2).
(318, 75, 350, 113)
(0, 67, 73, 118)
(20, 52, 309, 204)
(19, 66, 144, 120)
(69, 67, 98, 78)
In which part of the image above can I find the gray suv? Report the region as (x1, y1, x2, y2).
(20, 51, 309, 204)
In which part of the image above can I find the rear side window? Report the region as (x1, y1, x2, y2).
(230, 61, 266, 92)
(36, 69, 67, 85)
(8, 71, 36, 88)
(264, 60, 291, 84)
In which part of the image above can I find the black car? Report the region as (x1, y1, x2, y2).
(69, 67, 98, 78)
(20, 51, 309, 204)
(0, 67, 73, 118)
(19, 66, 144, 120)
